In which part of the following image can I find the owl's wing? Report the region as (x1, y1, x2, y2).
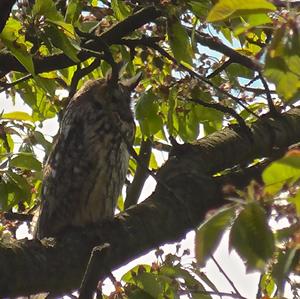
(36, 96, 90, 237)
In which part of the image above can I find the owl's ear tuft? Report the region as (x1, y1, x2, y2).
(120, 72, 142, 93)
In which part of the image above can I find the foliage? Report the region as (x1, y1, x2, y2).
(0, 0, 299, 298)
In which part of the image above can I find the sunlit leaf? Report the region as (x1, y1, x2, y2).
(111, 0, 132, 21)
(10, 153, 42, 172)
(122, 264, 152, 283)
(263, 156, 300, 195)
(188, 1, 210, 18)
(65, 0, 82, 24)
(260, 273, 276, 297)
(167, 17, 193, 65)
(288, 191, 300, 216)
(0, 18, 34, 74)
(2, 112, 33, 122)
(207, 0, 276, 22)
(133, 272, 163, 298)
(32, 0, 64, 21)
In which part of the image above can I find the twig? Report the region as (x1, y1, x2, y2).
(186, 28, 262, 72)
(207, 58, 233, 79)
(3, 212, 33, 222)
(125, 138, 152, 209)
(151, 43, 259, 118)
(152, 141, 171, 152)
(211, 255, 242, 297)
(240, 86, 277, 95)
(77, 28, 119, 82)
(0, 74, 32, 94)
(0, 7, 162, 74)
(79, 243, 111, 299)
(188, 98, 249, 132)
(258, 71, 280, 116)
(69, 57, 101, 98)
(179, 289, 247, 299)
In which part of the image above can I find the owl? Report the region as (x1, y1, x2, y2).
(34, 76, 138, 239)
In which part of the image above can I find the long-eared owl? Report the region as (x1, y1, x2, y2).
(34, 77, 137, 239)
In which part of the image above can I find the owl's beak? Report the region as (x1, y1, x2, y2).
(120, 72, 142, 93)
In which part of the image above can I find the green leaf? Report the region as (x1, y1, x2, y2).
(167, 17, 193, 65)
(122, 264, 152, 283)
(2, 112, 33, 122)
(44, 24, 79, 63)
(117, 194, 124, 212)
(6, 171, 31, 200)
(188, 1, 210, 18)
(262, 156, 300, 195)
(160, 264, 209, 295)
(134, 272, 163, 298)
(33, 75, 57, 96)
(207, 0, 276, 22)
(111, 0, 132, 21)
(272, 248, 298, 293)
(32, 0, 64, 21)
(10, 153, 42, 172)
(288, 190, 300, 216)
(65, 0, 83, 24)
(45, 19, 76, 38)
(275, 224, 300, 242)
(0, 182, 9, 210)
(149, 152, 158, 170)
(127, 290, 154, 299)
(32, 131, 52, 155)
(195, 206, 235, 265)
(259, 273, 276, 297)
(135, 91, 163, 137)
(229, 202, 274, 270)
(0, 18, 34, 74)
(264, 67, 300, 100)
(167, 87, 178, 136)
(0, 171, 32, 209)
(178, 109, 199, 142)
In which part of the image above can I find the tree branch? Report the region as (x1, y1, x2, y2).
(1, 107, 300, 297)
(125, 138, 152, 209)
(186, 29, 262, 72)
(0, 6, 162, 74)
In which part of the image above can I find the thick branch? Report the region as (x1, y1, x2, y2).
(0, 7, 162, 74)
(187, 29, 262, 72)
(1, 107, 300, 297)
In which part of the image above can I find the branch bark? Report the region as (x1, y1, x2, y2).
(1, 108, 300, 297)
(0, 6, 162, 74)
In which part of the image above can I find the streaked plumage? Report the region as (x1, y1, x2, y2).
(35, 78, 135, 238)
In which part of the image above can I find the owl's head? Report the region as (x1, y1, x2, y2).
(89, 73, 141, 122)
